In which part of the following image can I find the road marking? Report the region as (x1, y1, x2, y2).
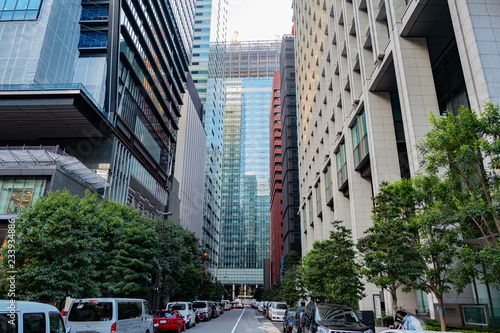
(230, 307, 246, 333)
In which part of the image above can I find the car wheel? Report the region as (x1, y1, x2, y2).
(176, 325, 181, 333)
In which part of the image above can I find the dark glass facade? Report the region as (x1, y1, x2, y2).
(218, 41, 281, 286)
(280, 35, 301, 257)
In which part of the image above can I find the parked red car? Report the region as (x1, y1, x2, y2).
(153, 310, 185, 332)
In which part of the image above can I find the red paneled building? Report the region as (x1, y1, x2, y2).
(269, 71, 283, 285)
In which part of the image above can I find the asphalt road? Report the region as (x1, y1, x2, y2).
(185, 306, 282, 333)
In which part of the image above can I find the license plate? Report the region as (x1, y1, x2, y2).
(160, 320, 166, 324)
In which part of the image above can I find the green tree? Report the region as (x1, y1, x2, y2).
(262, 282, 282, 301)
(158, 220, 202, 302)
(1, 191, 107, 304)
(171, 264, 202, 301)
(418, 103, 500, 283)
(302, 220, 364, 307)
(253, 287, 264, 301)
(409, 175, 477, 331)
(280, 251, 306, 304)
(358, 179, 421, 317)
(210, 281, 226, 301)
(197, 268, 215, 300)
(100, 204, 159, 297)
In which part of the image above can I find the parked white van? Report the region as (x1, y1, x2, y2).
(166, 302, 196, 329)
(0, 300, 69, 333)
(268, 302, 288, 321)
(65, 298, 153, 333)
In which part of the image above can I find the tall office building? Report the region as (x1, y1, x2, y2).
(294, 0, 500, 321)
(280, 34, 301, 257)
(169, 74, 206, 240)
(0, 0, 191, 237)
(218, 41, 281, 293)
(269, 71, 283, 285)
(190, 0, 228, 272)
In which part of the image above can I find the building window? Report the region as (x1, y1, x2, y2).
(0, 0, 43, 21)
(0, 178, 46, 214)
(307, 196, 313, 227)
(324, 163, 333, 206)
(81, 5, 108, 21)
(351, 108, 369, 168)
(336, 142, 348, 188)
(315, 181, 322, 217)
(79, 32, 107, 48)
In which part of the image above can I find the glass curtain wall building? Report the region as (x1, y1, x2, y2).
(190, 0, 227, 273)
(218, 41, 281, 290)
(0, 0, 191, 227)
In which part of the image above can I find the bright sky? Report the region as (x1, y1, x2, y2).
(226, 0, 294, 42)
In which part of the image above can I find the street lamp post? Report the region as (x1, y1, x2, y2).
(155, 211, 172, 311)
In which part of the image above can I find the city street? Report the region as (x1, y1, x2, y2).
(186, 306, 281, 333)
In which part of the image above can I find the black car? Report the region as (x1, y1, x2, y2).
(301, 302, 373, 333)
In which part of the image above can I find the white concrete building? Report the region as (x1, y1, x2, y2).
(293, 0, 500, 320)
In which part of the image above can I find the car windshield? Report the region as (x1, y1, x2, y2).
(273, 303, 287, 309)
(317, 307, 359, 323)
(68, 302, 113, 322)
(168, 304, 186, 310)
(401, 314, 427, 330)
(155, 311, 175, 318)
(287, 310, 297, 318)
(192, 302, 206, 309)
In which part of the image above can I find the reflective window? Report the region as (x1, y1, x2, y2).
(0, 178, 46, 214)
(336, 142, 348, 188)
(351, 108, 369, 167)
(0, 0, 42, 21)
(23, 313, 45, 333)
(79, 32, 108, 48)
(81, 5, 108, 21)
(48, 313, 65, 333)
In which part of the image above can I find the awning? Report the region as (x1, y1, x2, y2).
(0, 147, 109, 189)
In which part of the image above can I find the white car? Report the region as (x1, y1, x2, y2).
(166, 302, 196, 329)
(0, 300, 69, 333)
(268, 302, 288, 321)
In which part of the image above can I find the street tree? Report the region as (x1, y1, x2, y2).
(409, 175, 477, 331)
(263, 282, 282, 301)
(302, 220, 364, 307)
(280, 251, 306, 304)
(100, 203, 160, 297)
(158, 220, 202, 303)
(1, 191, 107, 304)
(417, 103, 500, 283)
(358, 179, 422, 317)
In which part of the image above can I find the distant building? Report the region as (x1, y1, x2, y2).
(0, 0, 191, 240)
(269, 71, 283, 285)
(279, 34, 301, 257)
(169, 74, 206, 240)
(218, 40, 281, 288)
(294, 0, 500, 321)
(190, 0, 228, 273)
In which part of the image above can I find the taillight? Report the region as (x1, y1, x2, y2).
(111, 323, 116, 333)
(61, 309, 65, 316)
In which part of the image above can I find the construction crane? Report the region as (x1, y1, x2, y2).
(231, 31, 239, 43)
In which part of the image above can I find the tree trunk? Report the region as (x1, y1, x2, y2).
(437, 296, 446, 331)
(391, 288, 398, 319)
